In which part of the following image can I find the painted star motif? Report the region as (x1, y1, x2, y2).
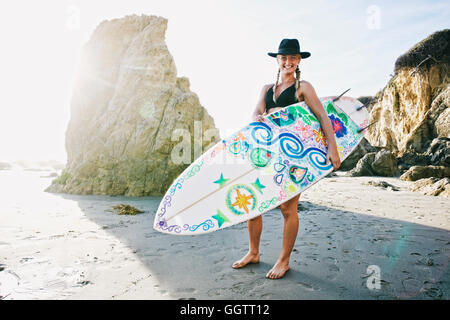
(213, 173, 229, 188)
(212, 209, 230, 228)
(251, 178, 266, 194)
(232, 189, 253, 214)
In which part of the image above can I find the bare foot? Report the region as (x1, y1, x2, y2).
(232, 252, 260, 269)
(266, 260, 290, 279)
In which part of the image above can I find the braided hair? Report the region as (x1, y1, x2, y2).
(272, 68, 281, 104)
(294, 65, 301, 101)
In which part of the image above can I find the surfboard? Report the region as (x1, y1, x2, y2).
(154, 95, 369, 235)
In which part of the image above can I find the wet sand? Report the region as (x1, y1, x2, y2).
(0, 169, 449, 299)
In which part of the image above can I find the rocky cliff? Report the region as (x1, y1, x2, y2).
(366, 29, 449, 155)
(359, 29, 450, 197)
(46, 15, 220, 196)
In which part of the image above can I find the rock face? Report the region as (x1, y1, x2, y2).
(409, 177, 450, 197)
(396, 137, 450, 171)
(399, 165, 450, 181)
(46, 15, 220, 196)
(347, 149, 398, 177)
(366, 29, 449, 155)
(427, 137, 450, 166)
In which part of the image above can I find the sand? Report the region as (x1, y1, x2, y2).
(0, 169, 449, 300)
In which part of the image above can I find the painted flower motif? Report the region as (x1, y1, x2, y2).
(287, 184, 297, 194)
(329, 114, 347, 138)
(312, 128, 327, 146)
(337, 146, 344, 159)
(283, 181, 297, 195)
(235, 132, 246, 141)
(294, 120, 313, 139)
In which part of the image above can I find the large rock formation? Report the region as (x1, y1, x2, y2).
(346, 149, 399, 177)
(366, 29, 449, 155)
(46, 15, 220, 196)
(359, 30, 450, 197)
(339, 31, 449, 174)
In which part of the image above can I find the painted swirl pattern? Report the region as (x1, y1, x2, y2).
(185, 219, 215, 232)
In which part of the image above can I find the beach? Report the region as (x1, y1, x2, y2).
(0, 168, 449, 300)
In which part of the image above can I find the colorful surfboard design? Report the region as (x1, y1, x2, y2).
(154, 96, 369, 235)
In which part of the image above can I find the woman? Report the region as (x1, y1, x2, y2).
(232, 39, 341, 279)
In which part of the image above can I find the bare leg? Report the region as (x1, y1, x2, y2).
(266, 193, 301, 279)
(232, 215, 262, 268)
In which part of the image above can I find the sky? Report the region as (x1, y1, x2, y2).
(0, 0, 448, 162)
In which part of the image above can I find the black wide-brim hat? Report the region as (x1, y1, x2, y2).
(268, 38, 311, 58)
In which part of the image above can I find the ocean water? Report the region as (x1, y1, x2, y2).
(0, 168, 162, 215)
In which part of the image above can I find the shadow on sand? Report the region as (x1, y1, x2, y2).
(58, 193, 450, 300)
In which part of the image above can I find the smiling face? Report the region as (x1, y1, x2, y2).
(277, 54, 301, 75)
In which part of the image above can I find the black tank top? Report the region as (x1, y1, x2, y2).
(265, 83, 298, 111)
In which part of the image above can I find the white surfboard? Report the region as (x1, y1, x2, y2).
(154, 96, 369, 235)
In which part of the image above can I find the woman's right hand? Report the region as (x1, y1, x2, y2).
(253, 113, 266, 122)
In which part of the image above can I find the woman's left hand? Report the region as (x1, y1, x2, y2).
(326, 146, 341, 171)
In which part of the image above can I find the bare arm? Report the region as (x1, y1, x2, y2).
(301, 81, 341, 170)
(252, 84, 271, 122)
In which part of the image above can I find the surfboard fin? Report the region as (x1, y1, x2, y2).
(357, 121, 377, 133)
(332, 88, 351, 102)
(356, 104, 368, 111)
